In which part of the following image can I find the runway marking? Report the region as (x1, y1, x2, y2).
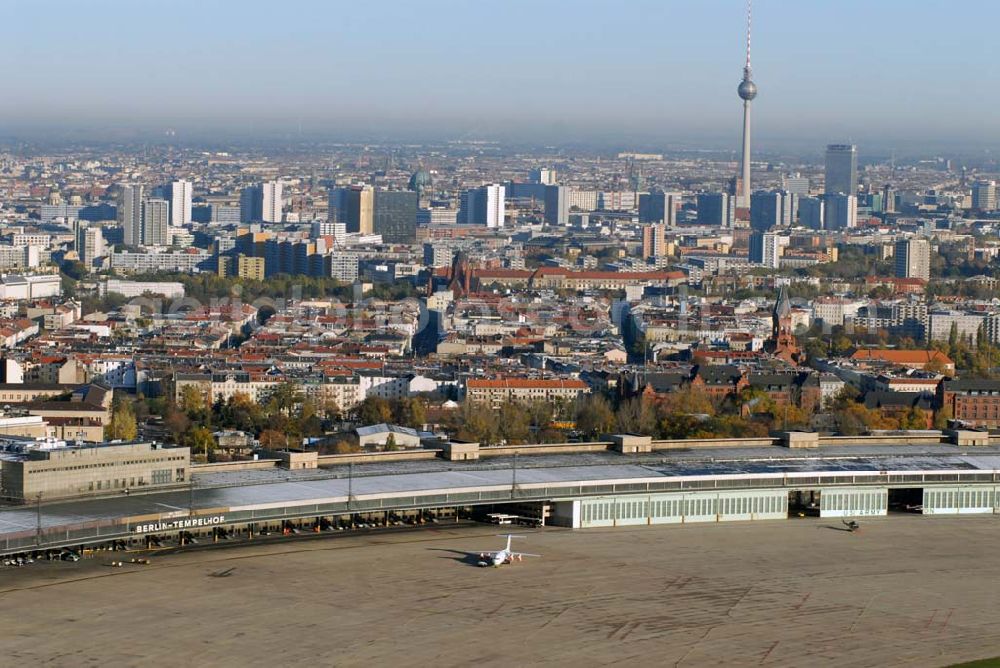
(606, 620, 640, 642)
(848, 593, 877, 633)
(672, 624, 716, 667)
(726, 585, 755, 618)
(759, 640, 779, 664)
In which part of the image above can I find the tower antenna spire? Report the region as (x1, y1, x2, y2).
(745, 0, 753, 76)
(736, 0, 757, 210)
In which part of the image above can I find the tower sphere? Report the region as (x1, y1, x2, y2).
(738, 79, 757, 101)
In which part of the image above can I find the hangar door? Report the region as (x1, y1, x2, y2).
(819, 487, 887, 518)
(923, 487, 995, 515)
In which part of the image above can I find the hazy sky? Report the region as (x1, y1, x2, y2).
(3, 0, 999, 149)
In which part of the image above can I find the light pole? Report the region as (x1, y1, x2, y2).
(347, 462, 353, 511)
(35, 492, 42, 546)
(511, 453, 518, 499)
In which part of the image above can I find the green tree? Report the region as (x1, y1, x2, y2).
(61, 260, 87, 280)
(267, 382, 304, 415)
(359, 397, 393, 425)
(394, 397, 427, 428)
(948, 321, 959, 352)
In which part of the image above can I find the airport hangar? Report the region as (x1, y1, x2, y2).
(5, 441, 1000, 556)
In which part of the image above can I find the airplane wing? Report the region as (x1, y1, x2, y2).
(511, 552, 541, 558)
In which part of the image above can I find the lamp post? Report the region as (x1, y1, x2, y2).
(35, 492, 42, 546)
(347, 462, 353, 511)
(511, 453, 518, 499)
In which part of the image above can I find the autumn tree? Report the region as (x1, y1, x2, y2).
(498, 401, 532, 444)
(394, 397, 427, 428)
(575, 394, 616, 437)
(455, 402, 500, 444)
(259, 429, 291, 450)
(179, 385, 209, 420)
(105, 398, 138, 441)
(615, 398, 658, 435)
(899, 406, 930, 430)
(186, 426, 216, 458)
(358, 397, 393, 425)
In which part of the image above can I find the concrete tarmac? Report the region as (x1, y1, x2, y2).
(1, 515, 999, 667)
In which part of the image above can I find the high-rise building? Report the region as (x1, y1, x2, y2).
(881, 184, 896, 214)
(749, 232, 789, 268)
(236, 255, 266, 281)
(372, 190, 418, 243)
(543, 185, 569, 226)
(327, 251, 361, 282)
(530, 168, 556, 185)
(117, 184, 144, 246)
(240, 181, 283, 223)
(141, 198, 170, 246)
(782, 174, 810, 196)
(823, 194, 857, 231)
(750, 191, 796, 232)
(262, 181, 282, 223)
(417, 208, 458, 226)
(824, 144, 858, 195)
(895, 237, 931, 281)
(169, 180, 192, 226)
(641, 224, 667, 260)
(972, 180, 997, 211)
(459, 184, 505, 228)
(799, 197, 825, 230)
(75, 223, 105, 266)
(209, 204, 240, 223)
(639, 191, 681, 225)
(735, 2, 756, 209)
(329, 185, 374, 234)
(311, 221, 347, 246)
(240, 186, 260, 223)
(696, 193, 734, 227)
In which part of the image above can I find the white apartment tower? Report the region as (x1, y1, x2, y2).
(169, 180, 193, 226)
(262, 181, 283, 223)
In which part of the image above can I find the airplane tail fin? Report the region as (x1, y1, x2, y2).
(497, 534, 526, 552)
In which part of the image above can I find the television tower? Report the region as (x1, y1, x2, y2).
(736, 0, 757, 209)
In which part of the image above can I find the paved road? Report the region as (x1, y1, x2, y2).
(0, 515, 998, 667)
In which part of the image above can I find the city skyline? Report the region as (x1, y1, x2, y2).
(4, 1, 1000, 150)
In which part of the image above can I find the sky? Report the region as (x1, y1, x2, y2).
(2, 0, 999, 151)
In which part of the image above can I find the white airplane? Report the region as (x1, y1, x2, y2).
(474, 534, 540, 567)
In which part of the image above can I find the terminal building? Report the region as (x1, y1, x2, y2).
(0, 440, 190, 503)
(1, 431, 1000, 556)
